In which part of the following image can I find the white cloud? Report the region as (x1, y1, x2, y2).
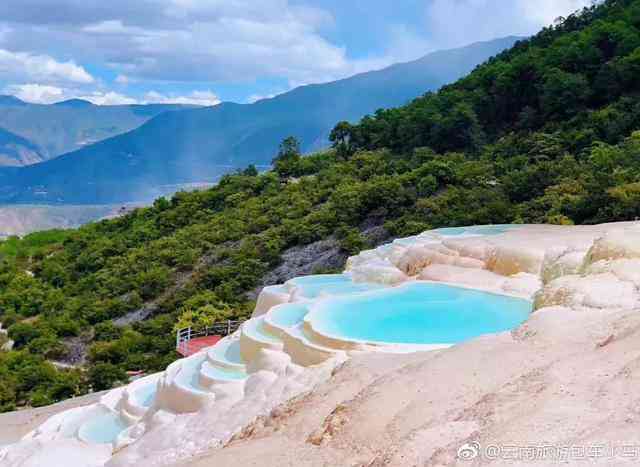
(142, 90, 220, 106)
(246, 90, 285, 104)
(0, 48, 94, 84)
(0, 0, 598, 105)
(2, 84, 136, 105)
(423, 0, 593, 50)
(80, 91, 138, 105)
(521, 0, 595, 26)
(0, 0, 351, 85)
(3, 82, 219, 106)
(4, 83, 65, 103)
(82, 20, 155, 36)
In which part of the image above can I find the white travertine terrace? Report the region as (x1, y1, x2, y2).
(1, 221, 639, 467)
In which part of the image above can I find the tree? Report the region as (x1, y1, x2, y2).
(242, 165, 259, 177)
(272, 136, 302, 178)
(94, 321, 123, 342)
(8, 322, 45, 348)
(330, 121, 356, 159)
(174, 291, 235, 332)
(539, 68, 590, 119)
(88, 363, 127, 391)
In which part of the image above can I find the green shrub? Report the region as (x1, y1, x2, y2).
(88, 363, 127, 391)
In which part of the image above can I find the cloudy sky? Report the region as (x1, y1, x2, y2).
(0, 0, 592, 106)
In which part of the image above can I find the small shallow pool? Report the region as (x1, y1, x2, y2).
(209, 338, 243, 365)
(267, 303, 309, 328)
(433, 224, 519, 237)
(78, 409, 128, 445)
(287, 274, 385, 299)
(134, 383, 157, 408)
(306, 282, 532, 345)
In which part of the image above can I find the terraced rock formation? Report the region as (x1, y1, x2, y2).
(2, 221, 639, 466)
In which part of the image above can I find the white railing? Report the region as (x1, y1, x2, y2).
(176, 320, 244, 355)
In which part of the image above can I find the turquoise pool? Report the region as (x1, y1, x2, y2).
(267, 303, 309, 328)
(209, 338, 243, 366)
(287, 274, 385, 298)
(78, 410, 128, 445)
(174, 355, 207, 392)
(306, 282, 532, 345)
(200, 362, 246, 381)
(243, 318, 281, 343)
(433, 224, 518, 237)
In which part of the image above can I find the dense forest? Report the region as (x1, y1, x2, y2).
(2, 0, 640, 412)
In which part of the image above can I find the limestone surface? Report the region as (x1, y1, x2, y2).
(2, 222, 639, 467)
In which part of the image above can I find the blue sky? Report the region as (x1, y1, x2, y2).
(0, 0, 592, 106)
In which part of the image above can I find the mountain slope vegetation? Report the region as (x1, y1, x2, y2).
(0, 37, 519, 204)
(1, 0, 640, 411)
(0, 97, 196, 166)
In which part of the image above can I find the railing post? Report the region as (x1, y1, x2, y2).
(227, 320, 231, 335)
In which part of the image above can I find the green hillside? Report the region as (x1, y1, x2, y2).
(1, 0, 640, 411)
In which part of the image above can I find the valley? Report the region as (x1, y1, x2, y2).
(0, 205, 121, 239)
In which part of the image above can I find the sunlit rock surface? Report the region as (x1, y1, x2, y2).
(2, 221, 640, 467)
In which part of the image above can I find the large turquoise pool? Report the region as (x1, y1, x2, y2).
(306, 282, 532, 345)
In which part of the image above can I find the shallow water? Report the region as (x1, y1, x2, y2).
(174, 355, 207, 391)
(209, 338, 243, 366)
(78, 410, 128, 445)
(134, 383, 157, 408)
(201, 362, 246, 381)
(287, 274, 385, 299)
(307, 282, 532, 345)
(243, 318, 281, 343)
(433, 224, 518, 237)
(268, 303, 310, 328)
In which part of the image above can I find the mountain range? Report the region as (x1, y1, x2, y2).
(0, 36, 520, 205)
(0, 97, 196, 166)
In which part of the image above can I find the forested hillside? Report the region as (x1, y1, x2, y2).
(1, 0, 640, 412)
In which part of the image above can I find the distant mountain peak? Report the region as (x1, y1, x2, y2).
(53, 99, 94, 108)
(0, 95, 27, 106)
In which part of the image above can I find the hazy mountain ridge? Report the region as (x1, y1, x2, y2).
(0, 36, 520, 204)
(0, 204, 122, 238)
(0, 127, 44, 167)
(0, 97, 198, 166)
